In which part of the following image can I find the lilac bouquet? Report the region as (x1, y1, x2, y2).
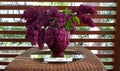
(22, 5, 97, 51)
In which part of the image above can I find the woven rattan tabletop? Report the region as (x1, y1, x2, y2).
(5, 47, 106, 71)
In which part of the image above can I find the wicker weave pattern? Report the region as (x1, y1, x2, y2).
(5, 47, 106, 71)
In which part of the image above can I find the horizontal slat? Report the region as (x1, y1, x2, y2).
(0, 14, 115, 19)
(0, 39, 114, 42)
(74, 31, 114, 34)
(0, 62, 9, 65)
(0, 0, 116, 2)
(0, 22, 115, 26)
(75, 23, 115, 27)
(85, 47, 114, 50)
(0, 39, 29, 42)
(90, 15, 115, 18)
(0, 6, 116, 11)
(0, 46, 114, 50)
(95, 7, 116, 10)
(0, 69, 4, 71)
(0, 31, 114, 34)
(0, 14, 22, 18)
(107, 69, 113, 71)
(103, 62, 113, 65)
(96, 54, 114, 58)
(0, 46, 32, 50)
(70, 39, 114, 42)
(0, 54, 18, 57)
(0, 22, 25, 26)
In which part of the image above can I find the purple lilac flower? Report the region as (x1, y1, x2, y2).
(32, 19, 42, 30)
(71, 6, 78, 13)
(57, 12, 67, 27)
(48, 7, 59, 18)
(45, 27, 55, 47)
(38, 28, 45, 49)
(71, 4, 97, 15)
(87, 6, 97, 15)
(85, 17, 95, 27)
(78, 14, 95, 27)
(77, 5, 97, 15)
(70, 23, 76, 34)
(49, 21, 55, 27)
(38, 7, 49, 26)
(25, 25, 38, 45)
(47, 7, 67, 28)
(22, 7, 39, 27)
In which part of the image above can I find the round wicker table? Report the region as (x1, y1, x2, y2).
(5, 47, 106, 71)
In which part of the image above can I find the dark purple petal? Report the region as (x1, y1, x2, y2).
(38, 28, 45, 49)
(86, 18, 95, 27)
(77, 4, 97, 15)
(45, 27, 55, 47)
(78, 14, 88, 24)
(38, 7, 49, 26)
(25, 25, 38, 45)
(48, 7, 59, 18)
(22, 7, 39, 26)
(57, 13, 67, 27)
(78, 14, 95, 27)
(32, 19, 42, 30)
(70, 24, 76, 34)
(71, 6, 78, 13)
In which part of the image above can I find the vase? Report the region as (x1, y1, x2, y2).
(48, 30, 69, 57)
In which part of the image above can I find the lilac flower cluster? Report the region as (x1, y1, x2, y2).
(22, 7, 39, 27)
(71, 5, 97, 27)
(22, 5, 97, 49)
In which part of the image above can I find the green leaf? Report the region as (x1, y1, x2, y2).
(72, 16, 80, 24)
(72, 16, 77, 23)
(62, 8, 71, 16)
(64, 20, 72, 31)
